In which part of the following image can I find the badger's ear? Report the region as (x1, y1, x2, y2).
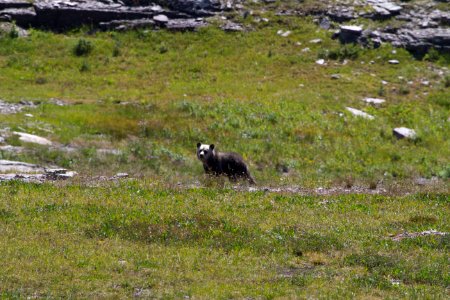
(210, 144, 215, 150)
(197, 142, 201, 148)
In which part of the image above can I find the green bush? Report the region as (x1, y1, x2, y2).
(319, 45, 360, 61)
(424, 48, 440, 62)
(73, 39, 93, 56)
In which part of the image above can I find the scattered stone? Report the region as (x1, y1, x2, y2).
(24, 113, 33, 117)
(114, 172, 129, 178)
(0, 159, 44, 173)
(315, 59, 325, 65)
(167, 18, 207, 31)
(97, 148, 122, 155)
(338, 25, 363, 43)
(99, 18, 155, 31)
(0, 21, 28, 37)
(414, 177, 438, 186)
(391, 229, 447, 241)
(0, 145, 24, 153)
(319, 17, 331, 30)
(346, 107, 375, 120)
(326, 7, 356, 22)
(331, 74, 341, 79)
(390, 279, 401, 286)
(0, 136, 4, 144)
(388, 59, 399, 64)
(309, 38, 322, 44)
(220, 21, 243, 32)
(393, 127, 417, 139)
(0, 173, 45, 182)
(0, 99, 35, 114)
(48, 98, 68, 106)
(45, 168, 77, 180)
(301, 47, 310, 52)
(13, 132, 52, 145)
(363, 97, 385, 106)
(153, 14, 169, 23)
(0, 0, 32, 10)
(277, 29, 291, 37)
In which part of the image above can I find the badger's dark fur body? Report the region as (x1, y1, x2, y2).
(197, 143, 256, 184)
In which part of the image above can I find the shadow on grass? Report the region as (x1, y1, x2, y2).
(85, 214, 344, 254)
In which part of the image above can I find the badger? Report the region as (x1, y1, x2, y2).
(196, 143, 256, 184)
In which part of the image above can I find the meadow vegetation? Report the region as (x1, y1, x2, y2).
(0, 14, 449, 298)
(0, 17, 448, 187)
(0, 182, 448, 298)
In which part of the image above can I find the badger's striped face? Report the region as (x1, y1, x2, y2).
(197, 143, 214, 162)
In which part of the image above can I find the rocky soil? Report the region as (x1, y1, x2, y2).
(1, 0, 448, 55)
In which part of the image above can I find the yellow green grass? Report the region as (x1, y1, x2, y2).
(0, 182, 449, 298)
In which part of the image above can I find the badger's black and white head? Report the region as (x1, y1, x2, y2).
(197, 143, 215, 162)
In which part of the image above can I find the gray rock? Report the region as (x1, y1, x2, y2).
(13, 132, 52, 145)
(346, 107, 375, 120)
(153, 14, 169, 23)
(327, 7, 355, 22)
(319, 17, 331, 30)
(32, 1, 155, 29)
(0, 145, 25, 153)
(315, 59, 325, 65)
(0, 0, 32, 9)
(99, 18, 155, 31)
(388, 59, 399, 64)
(221, 21, 243, 32)
(166, 0, 221, 16)
(393, 127, 417, 139)
(0, 173, 45, 182)
(167, 18, 207, 31)
(277, 29, 291, 37)
(97, 148, 122, 155)
(309, 38, 322, 44)
(339, 25, 363, 43)
(0, 7, 35, 26)
(0, 99, 35, 114)
(331, 74, 341, 79)
(363, 97, 385, 106)
(0, 159, 44, 173)
(114, 172, 129, 178)
(45, 168, 77, 180)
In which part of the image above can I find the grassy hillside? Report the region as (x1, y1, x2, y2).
(0, 17, 449, 187)
(0, 182, 448, 298)
(0, 14, 449, 298)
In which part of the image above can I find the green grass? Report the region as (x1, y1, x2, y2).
(0, 182, 448, 298)
(0, 19, 449, 186)
(0, 16, 449, 297)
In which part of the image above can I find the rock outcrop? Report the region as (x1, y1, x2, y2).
(0, 0, 227, 31)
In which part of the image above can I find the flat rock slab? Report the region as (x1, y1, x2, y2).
(0, 159, 44, 173)
(0, 99, 35, 114)
(391, 230, 447, 241)
(0, 173, 45, 182)
(339, 25, 363, 43)
(167, 18, 207, 31)
(153, 14, 169, 23)
(0, 0, 31, 9)
(346, 107, 375, 120)
(363, 97, 386, 105)
(13, 132, 52, 145)
(393, 127, 416, 139)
